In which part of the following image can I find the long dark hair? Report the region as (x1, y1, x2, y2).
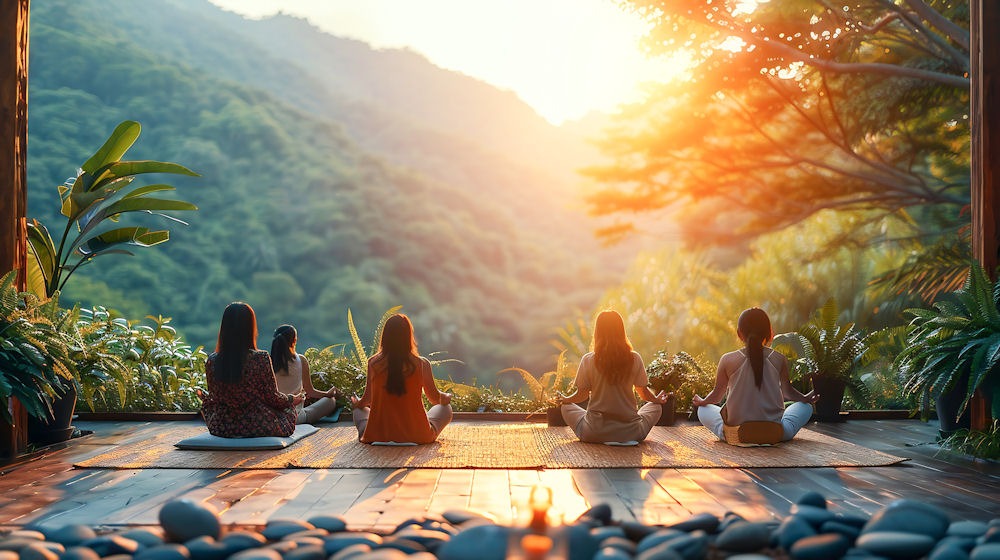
(270, 324, 296, 375)
(592, 310, 634, 386)
(213, 302, 258, 384)
(376, 314, 418, 396)
(737, 307, 774, 389)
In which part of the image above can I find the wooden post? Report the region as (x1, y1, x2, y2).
(0, 0, 30, 461)
(970, 0, 1000, 430)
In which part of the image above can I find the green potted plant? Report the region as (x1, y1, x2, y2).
(0, 271, 78, 444)
(645, 349, 712, 424)
(773, 298, 873, 422)
(896, 262, 1000, 436)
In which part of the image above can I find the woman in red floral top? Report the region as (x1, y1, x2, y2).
(201, 302, 303, 437)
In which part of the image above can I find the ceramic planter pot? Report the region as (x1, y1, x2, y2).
(811, 376, 847, 422)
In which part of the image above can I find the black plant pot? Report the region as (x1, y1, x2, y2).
(27, 383, 78, 446)
(936, 369, 972, 438)
(811, 376, 847, 422)
(656, 393, 678, 426)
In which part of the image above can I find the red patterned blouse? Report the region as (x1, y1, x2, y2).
(201, 350, 296, 438)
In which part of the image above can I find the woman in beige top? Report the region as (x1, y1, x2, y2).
(270, 324, 341, 424)
(558, 310, 670, 443)
(692, 307, 818, 441)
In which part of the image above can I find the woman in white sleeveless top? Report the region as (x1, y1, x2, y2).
(270, 324, 341, 424)
(693, 308, 818, 441)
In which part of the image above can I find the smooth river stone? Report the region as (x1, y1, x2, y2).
(60, 547, 101, 560)
(80, 536, 141, 557)
(972, 543, 1000, 560)
(304, 515, 347, 533)
(668, 513, 720, 533)
(790, 533, 851, 560)
(777, 515, 817, 551)
(950, 522, 990, 539)
(790, 504, 836, 528)
(159, 500, 221, 543)
(857, 531, 937, 558)
(322, 533, 384, 556)
(133, 544, 190, 560)
(635, 543, 684, 560)
(862, 500, 951, 540)
(930, 544, 972, 560)
(261, 520, 315, 541)
(435, 524, 509, 560)
(18, 542, 61, 560)
(715, 522, 774, 553)
(184, 537, 228, 560)
(796, 491, 828, 509)
(46, 525, 97, 546)
(637, 530, 687, 555)
(593, 547, 632, 560)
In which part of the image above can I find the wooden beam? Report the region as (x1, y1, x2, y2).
(970, 0, 1000, 430)
(0, 0, 28, 284)
(0, 0, 29, 461)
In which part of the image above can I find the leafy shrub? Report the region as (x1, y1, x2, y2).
(0, 271, 77, 422)
(645, 349, 715, 412)
(76, 307, 207, 412)
(497, 351, 577, 412)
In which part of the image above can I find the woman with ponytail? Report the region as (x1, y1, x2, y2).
(270, 325, 342, 424)
(692, 307, 818, 442)
(201, 302, 303, 437)
(559, 310, 670, 443)
(351, 314, 452, 444)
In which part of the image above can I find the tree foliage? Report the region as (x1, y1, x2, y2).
(587, 0, 969, 243)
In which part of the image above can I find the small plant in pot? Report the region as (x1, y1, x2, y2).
(896, 262, 1000, 437)
(773, 298, 873, 422)
(645, 349, 713, 424)
(500, 351, 576, 426)
(0, 271, 80, 445)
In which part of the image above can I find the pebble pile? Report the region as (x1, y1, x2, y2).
(1, 492, 999, 560)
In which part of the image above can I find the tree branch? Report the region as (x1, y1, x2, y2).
(757, 38, 969, 89)
(903, 0, 970, 51)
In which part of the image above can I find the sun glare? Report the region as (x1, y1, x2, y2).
(207, 0, 690, 124)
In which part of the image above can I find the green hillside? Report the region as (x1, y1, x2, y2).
(26, 0, 629, 380)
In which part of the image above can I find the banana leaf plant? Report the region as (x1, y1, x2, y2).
(26, 120, 199, 298)
(896, 262, 1000, 421)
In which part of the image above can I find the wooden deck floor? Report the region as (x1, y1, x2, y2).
(1, 419, 997, 533)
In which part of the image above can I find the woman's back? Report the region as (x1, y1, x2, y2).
(722, 348, 786, 425)
(361, 355, 437, 444)
(203, 350, 296, 437)
(579, 351, 645, 419)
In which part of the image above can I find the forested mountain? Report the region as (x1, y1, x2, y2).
(26, 0, 635, 380)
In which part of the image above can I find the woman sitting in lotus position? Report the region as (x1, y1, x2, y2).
(201, 302, 303, 438)
(351, 313, 452, 444)
(559, 310, 670, 443)
(270, 324, 342, 424)
(692, 307, 819, 442)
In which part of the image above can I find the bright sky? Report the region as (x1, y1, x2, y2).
(206, 0, 685, 125)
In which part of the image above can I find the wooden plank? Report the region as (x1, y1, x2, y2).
(221, 470, 315, 524)
(468, 470, 513, 524)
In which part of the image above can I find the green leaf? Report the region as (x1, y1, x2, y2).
(91, 161, 199, 190)
(81, 121, 141, 174)
(77, 227, 169, 256)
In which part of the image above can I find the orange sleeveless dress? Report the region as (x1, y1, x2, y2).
(361, 363, 437, 444)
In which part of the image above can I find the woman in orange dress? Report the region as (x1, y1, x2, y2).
(350, 314, 452, 444)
